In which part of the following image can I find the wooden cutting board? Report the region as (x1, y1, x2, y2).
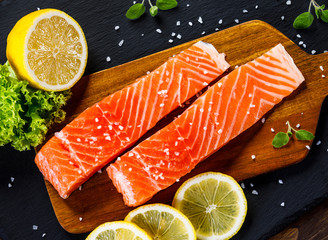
(39, 20, 328, 233)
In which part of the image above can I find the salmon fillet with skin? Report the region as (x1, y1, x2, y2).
(35, 41, 230, 199)
(107, 44, 305, 207)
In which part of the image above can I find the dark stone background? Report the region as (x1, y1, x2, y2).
(0, 0, 327, 239)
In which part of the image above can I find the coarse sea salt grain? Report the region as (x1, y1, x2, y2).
(316, 140, 321, 145)
(188, 21, 193, 26)
(271, 128, 275, 133)
(8, 183, 12, 188)
(296, 34, 301, 38)
(250, 183, 254, 187)
(296, 123, 301, 128)
(286, 0, 291, 5)
(234, 19, 239, 23)
(322, 75, 325, 78)
(186, 3, 190, 7)
(281, 16, 285, 20)
(278, 179, 284, 184)
(98, 169, 102, 173)
(176, 20, 180, 26)
(299, 41, 304, 45)
(114, 26, 120, 31)
(129, 152, 134, 157)
(10, 177, 14, 182)
(156, 28, 162, 34)
(243, 9, 248, 13)
(280, 202, 285, 207)
(42, 233, 46, 238)
(118, 40, 124, 47)
(305, 145, 311, 150)
(320, 65, 324, 71)
(79, 217, 83, 221)
(218, 19, 223, 24)
(198, 16, 203, 24)
(255, 5, 259, 9)
(251, 155, 256, 160)
(37, 7, 40, 10)
(171, 32, 176, 37)
(261, 118, 266, 123)
(177, 34, 182, 39)
(79, 185, 82, 191)
(168, 39, 174, 43)
(201, 31, 206, 35)
(33, 225, 38, 230)
(311, 50, 316, 54)
(252, 190, 258, 195)
(240, 182, 245, 189)
(303, 43, 307, 48)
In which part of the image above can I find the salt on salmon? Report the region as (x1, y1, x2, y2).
(35, 41, 230, 199)
(107, 44, 305, 207)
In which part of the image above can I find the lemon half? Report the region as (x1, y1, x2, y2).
(125, 203, 197, 240)
(173, 172, 247, 240)
(86, 221, 152, 240)
(6, 9, 88, 91)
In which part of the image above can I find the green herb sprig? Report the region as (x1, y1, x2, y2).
(126, 0, 178, 20)
(293, 0, 328, 29)
(272, 121, 315, 148)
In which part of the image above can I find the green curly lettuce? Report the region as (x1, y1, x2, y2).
(0, 62, 71, 151)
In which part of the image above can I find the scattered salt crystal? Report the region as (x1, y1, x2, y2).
(97, 125, 102, 129)
(281, 16, 285, 21)
(178, 137, 184, 141)
(186, 3, 190, 7)
(176, 179, 180, 182)
(250, 183, 254, 187)
(299, 41, 304, 45)
(37, 7, 41, 10)
(243, 9, 248, 13)
(271, 128, 275, 133)
(320, 66, 324, 71)
(305, 145, 311, 150)
(203, 127, 207, 130)
(201, 31, 206, 35)
(255, 5, 258, 9)
(316, 140, 321, 145)
(78, 169, 82, 174)
(79, 185, 82, 191)
(218, 19, 223, 24)
(146, 71, 150, 74)
(117, 157, 121, 161)
(234, 19, 239, 23)
(141, 33, 144, 37)
(42, 233, 46, 238)
(322, 75, 325, 78)
(168, 39, 174, 43)
(296, 34, 301, 38)
(129, 152, 134, 157)
(118, 125, 124, 130)
(171, 32, 176, 36)
(247, 111, 250, 115)
(133, 1, 136, 3)
(105, 136, 111, 141)
(156, 28, 162, 34)
(188, 21, 193, 26)
(177, 34, 182, 39)
(286, 0, 291, 5)
(79, 217, 83, 221)
(296, 123, 301, 128)
(311, 50, 316, 54)
(199, 108, 204, 112)
(278, 179, 284, 184)
(235, 65, 239, 69)
(303, 43, 307, 48)
(174, 152, 180, 156)
(118, 40, 124, 47)
(301, 112, 304, 115)
(251, 155, 256, 160)
(240, 182, 245, 189)
(280, 202, 285, 207)
(10, 177, 14, 182)
(249, 93, 252, 97)
(176, 21, 180, 26)
(252, 190, 258, 195)
(114, 26, 120, 31)
(218, 129, 222, 134)
(8, 183, 12, 188)
(106, 56, 111, 62)
(160, 103, 165, 107)
(108, 125, 113, 130)
(69, 161, 74, 165)
(215, 28, 219, 31)
(261, 118, 266, 123)
(203, 70, 208, 74)
(129, 168, 132, 171)
(33, 225, 38, 230)
(164, 148, 169, 152)
(198, 16, 203, 24)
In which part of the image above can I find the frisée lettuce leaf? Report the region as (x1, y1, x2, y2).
(0, 62, 71, 151)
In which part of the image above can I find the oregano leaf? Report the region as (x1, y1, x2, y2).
(149, 6, 158, 17)
(156, 0, 178, 10)
(295, 130, 315, 140)
(320, 9, 328, 23)
(126, 3, 146, 20)
(293, 12, 314, 29)
(272, 132, 290, 148)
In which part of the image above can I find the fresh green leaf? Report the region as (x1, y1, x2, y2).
(149, 5, 158, 17)
(272, 132, 290, 148)
(295, 130, 315, 140)
(126, 3, 146, 20)
(293, 12, 314, 29)
(314, 4, 325, 18)
(0, 62, 71, 151)
(156, 0, 178, 10)
(287, 131, 293, 137)
(320, 9, 328, 23)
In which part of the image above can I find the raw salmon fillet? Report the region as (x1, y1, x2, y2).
(35, 41, 230, 199)
(107, 44, 305, 207)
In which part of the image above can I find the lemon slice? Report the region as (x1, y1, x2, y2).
(6, 9, 88, 91)
(86, 221, 152, 240)
(125, 203, 196, 240)
(172, 172, 247, 240)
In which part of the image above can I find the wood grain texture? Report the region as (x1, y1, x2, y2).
(38, 20, 328, 233)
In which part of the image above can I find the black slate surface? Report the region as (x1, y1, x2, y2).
(0, 0, 328, 239)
